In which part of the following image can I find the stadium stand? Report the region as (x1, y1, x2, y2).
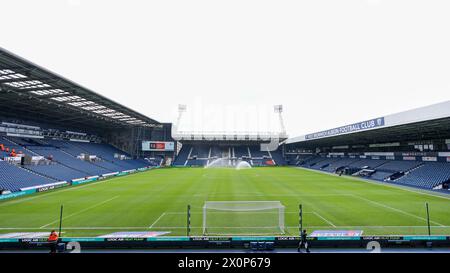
(0, 130, 154, 192)
(290, 154, 450, 189)
(375, 160, 422, 173)
(284, 101, 450, 191)
(0, 48, 172, 193)
(394, 162, 450, 189)
(322, 157, 359, 173)
(0, 160, 55, 192)
(25, 163, 88, 182)
(174, 144, 284, 167)
(347, 159, 387, 170)
(173, 144, 191, 166)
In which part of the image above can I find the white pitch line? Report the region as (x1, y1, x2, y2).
(39, 195, 120, 229)
(1, 225, 449, 230)
(164, 211, 313, 215)
(136, 225, 450, 229)
(148, 212, 166, 229)
(0, 180, 110, 207)
(349, 194, 445, 227)
(192, 193, 353, 197)
(313, 211, 336, 227)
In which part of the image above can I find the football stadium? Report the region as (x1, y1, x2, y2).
(0, 47, 449, 253)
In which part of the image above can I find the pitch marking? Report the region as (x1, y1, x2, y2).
(148, 212, 166, 229)
(349, 194, 445, 227)
(1, 225, 449, 230)
(313, 211, 336, 227)
(39, 196, 120, 229)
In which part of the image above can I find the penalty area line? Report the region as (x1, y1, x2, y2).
(349, 194, 445, 227)
(313, 211, 336, 228)
(148, 212, 166, 229)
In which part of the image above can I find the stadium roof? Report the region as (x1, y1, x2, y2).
(0, 47, 161, 131)
(285, 101, 450, 147)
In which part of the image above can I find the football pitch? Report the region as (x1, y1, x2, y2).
(1, 167, 449, 237)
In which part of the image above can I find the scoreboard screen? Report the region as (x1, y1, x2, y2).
(142, 141, 175, 151)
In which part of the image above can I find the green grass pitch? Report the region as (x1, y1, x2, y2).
(1, 167, 449, 237)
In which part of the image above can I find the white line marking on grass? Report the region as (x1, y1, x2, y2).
(349, 194, 445, 227)
(148, 212, 166, 229)
(0, 227, 150, 230)
(313, 211, 336, 227)
(1, 225, 449, 230)
(192, 193, 353, 197)
(0, 180, 109, 207)
(39, 196, 120, 229)
(90, 225, 450, 229)
(164, 211, 312, 215)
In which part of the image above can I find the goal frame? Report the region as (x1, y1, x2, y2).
(202, 201, 286, 236)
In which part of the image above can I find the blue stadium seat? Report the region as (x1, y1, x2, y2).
(0, 160, 55, 192)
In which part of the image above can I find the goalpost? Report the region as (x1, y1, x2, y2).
(202, 201, 286, 236)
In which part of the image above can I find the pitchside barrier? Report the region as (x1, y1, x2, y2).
(0, 236, 449, 251)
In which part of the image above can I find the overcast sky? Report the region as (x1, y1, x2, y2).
(1, 0, 449, 137)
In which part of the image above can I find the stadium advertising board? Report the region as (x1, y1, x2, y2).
(98, 231, 170, 238)
(71, 176, 99, 185)
(305, 117, 385, 140)
(142, 141, 175, 151)
(310, 230, 363, 237)
(0, 189, 36, 200)
(36, 182, 69, 192)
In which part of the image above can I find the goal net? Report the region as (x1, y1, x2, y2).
(202, 201, 286, 235)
